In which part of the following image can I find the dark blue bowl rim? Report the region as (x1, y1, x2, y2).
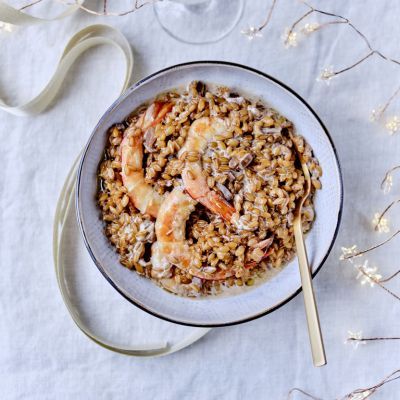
(76, 60, 344, 328)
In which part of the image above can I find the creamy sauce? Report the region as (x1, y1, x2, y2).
(134, 83, 314, 299)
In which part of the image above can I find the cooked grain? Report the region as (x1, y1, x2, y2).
(98, 81, 322, 297)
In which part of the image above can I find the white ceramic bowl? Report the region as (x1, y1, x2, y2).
(76, 61, 343, 327)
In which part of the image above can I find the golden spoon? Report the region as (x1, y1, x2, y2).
(290, 133, 327, 367)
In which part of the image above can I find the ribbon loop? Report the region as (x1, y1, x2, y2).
(0, 24, 133, 116)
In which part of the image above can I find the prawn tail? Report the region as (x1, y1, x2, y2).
(244, 248, 274, 270)
(203, 191, 236, 223)
(151, 102, 174, 127)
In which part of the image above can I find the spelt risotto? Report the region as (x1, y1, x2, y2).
(98, 81, 322, 297)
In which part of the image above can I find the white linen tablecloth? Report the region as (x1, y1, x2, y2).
(1, 1, 400, 398)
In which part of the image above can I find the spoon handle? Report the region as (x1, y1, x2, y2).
(293, 219, 327, 367)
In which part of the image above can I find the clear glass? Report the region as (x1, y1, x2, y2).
(154, 0, 244, 44)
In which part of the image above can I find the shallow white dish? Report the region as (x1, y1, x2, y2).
(76, 61, 343, 327)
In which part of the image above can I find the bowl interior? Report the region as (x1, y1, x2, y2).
(77, 62, 342, 327)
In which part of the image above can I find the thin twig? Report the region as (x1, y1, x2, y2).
(344, 230, 400, 259)
(19, 0, 43, 10)
(59, 0, 154, 16)
(256, 0, 277, 32)
(254, 1, 400, 111)
(300, 1, 372, 49)
(332, 51, 375, 77)
(341, 369, 400, 400)
(287, 370, 400, 399)
(357, 267, 400, 301)
(377, 86, 400, 119)
(381, 166, 400, 190)
(315, 20, 348, 30)
(283, 4, 377, 77)
(348, 336, 400, 342)
(284, 9, 313, 45)
(380, 269, 400, 283)
(287, 388, 322, 400)
(374, 280, 400, 301)
(374, 199, 400, 231)
(298, 2, 400, 107)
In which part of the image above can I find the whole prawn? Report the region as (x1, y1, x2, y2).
(120, 101, 173, 218)
(179, 117, 237, 223)
(155, 188, 273, 281)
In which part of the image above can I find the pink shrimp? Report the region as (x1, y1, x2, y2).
(120, 101, 172, 218)
(155, 188, 274, 281)
(179, 117, 237, 223)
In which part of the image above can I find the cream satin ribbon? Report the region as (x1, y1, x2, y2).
(53, 156, 210, 357)
(0, 3, 210, 354)
(0, 24, 133, 116)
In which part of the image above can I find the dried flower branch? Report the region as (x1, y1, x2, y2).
(287, 369, 400, 399)
(348, 336, 400, 343)
(344, 369, 400, 400)
(329, 52, 374, 79)
(285, 2, 394, 82)
(373, 200, 400, 231)
(241, 0, 277, 39)
(346, 331, 366, 349)
(372, 213, 390, 233)
(250, 1, 400, 121)
(370, 86, 400, 123)
(343, 230, 400, 260)
(355, 261, 381, 287)
(15, 0, 154, 18)
(385, 116, 400, 134)
(283, 8, 313, 47)
(381, 166, 400, 193)
(357, 266, 400, 301)
(379, 269, 400, 283)
(340, 240, 400, 299)
(340, 245, 360, 263)
(59, 0, 154, 16)
(287, 388, 322, 400)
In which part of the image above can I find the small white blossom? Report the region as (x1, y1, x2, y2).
(372, 213, 390, 233)
(241, 26, 263, 40)
(382, 173, 393, 194)
(346, 330, 366, 349)
(317, 66, 335, 85)
(340, 245, 359, 263)
(302, 22, 320, 34)
(282, 28, 298, 48)
(0, 22, 14, 33)
(385, 116, 400, 134)
(356, 260, 382, 287)
(369, 106, 384, 122)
